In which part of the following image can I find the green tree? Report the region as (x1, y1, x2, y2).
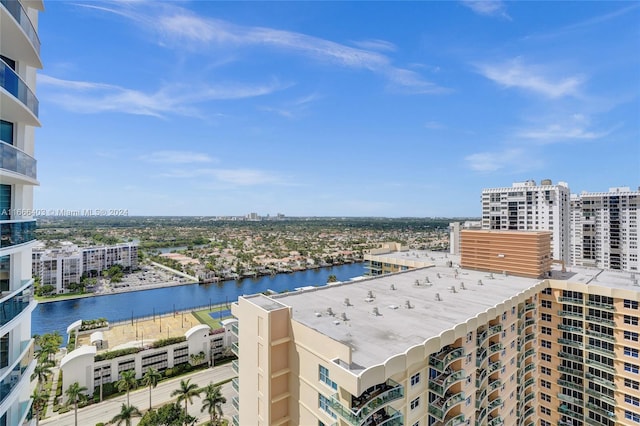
(170, 379, 201, 425)
(141, 367, 162, 410)
(31, 363, 52, 391)
(116, 370, 138, 405)
(110, 403, 142, 426)
(139, 403, 196, 426)
(65, 382, 88, 426)
(200, 383, 226, 426)
(327, 274, 338, 283)
(31, 388, 48, 426)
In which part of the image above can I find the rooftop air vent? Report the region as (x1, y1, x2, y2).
(405, 300, 413, 309)
(314, 312, 321, 317)
(344, 298, 351, 306)
(489, 273, 494, 279)
(460, 282, 466, 290)
(327, 307, 334, 316)
(435, 293, 442, 301)
(372, 307, 380, 316)
(367, 290, 375, 299)
(390, 284, 396, 290)
(478, 280, 483, 286)
(340, 312, 348, 321)
(425, 276, 430, 284)
(450, 286, 457, 293)
(437, 273, 441, 279)
(503, 271, 508, 277)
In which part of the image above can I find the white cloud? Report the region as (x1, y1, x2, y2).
(39, 74, 286, 118)
(515, 114, 613, 143)
(465, 148, 542, 172)
(350, 39, 397, 52)
(476, 58, 584, 98)
(144, 151, 216, 164)
(159, 168, 285, 186)
(425, 121, 445, 130)
(462, 1, 511, 19)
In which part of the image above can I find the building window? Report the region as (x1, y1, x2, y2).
(319, 394, 336, 418)
(319, 365, 337, 390)
(625, 331, 639, 342)
(626, 394, 640, 406)
(625, 315, 639, 326)
(541, 340, 552, 349)
(410, 397, 420, 410)
(541, 287, 552, 295)
(625, 347, 639, 358)
(541, 353, 552, 362)
(626, 410, 640, 423)
(625, 378, 640, 390)
(541, 393, 551, 402)
(541, 300, 552, 309)
(466, 332, 472, 342)
(502, 313, 507, 320)
(540, 366, 551, 375)
(540, 379, 551, 389)
(410, 372, 420, 386)
(541, 420, 551, 426)
(625, 363, 639, 374)
(541, 326, 552, 335)
(540, 406, 551, 416)
(624, 300, 639, 310)
(541, 313, 552, 322)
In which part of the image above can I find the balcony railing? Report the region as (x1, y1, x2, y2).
(231, 342, 239, 356)
(522, 406, 535, 419)
(0, 220, 36, 248)
(559, 405, 584, 421)
(475, 368, 487, 388)
(558, 379, 582, 392)
(558, 393, 583, 406)
(523, 391, 535, 404)
(232, 377, 238, 392)
(585, 316, 614, 326)
(488, 379, 501, 391)
(0, 142, 37, 179)
(587, 375, 615, 390)
(585, 358, 615, 373)
(488, 360, 501, 373)
(488, 342, 503, 354)
(430, 347, 465, 371)
(558, 351, 582, 362)
(436, 414, 465, 426)
(487, 416, 503, 426)
(586, 330, 615, 343)
(586, 402, 616, 420)
(232, 414, 239, 426)
(231, 396, 239, 410)
(430, 369, 465, 396)
(487, 397, 502, 412)
(524, 303, 535, 312)
(231, 359, 238, 374)
(523, 333, 535, 344)
(522, 318, 535, 328)
(475, 408, 487, 426)
(0, 339, 34, 406)
(0, 59, 38, 117)
(558, 324, 584, 333)
(230, 322, 238, 336)
(0, 0, 41, 54)
(558, 338, 582, 348)
(559, 296, 584, 304)
(585, 388, 615, 405)
(428, 392, 464, 421)
(586, 301, 614, 311)
(476, 347, 488, 367)
(558, 365, 583, 376)
(558, 310, 583, 318)
(329, 380, 403, 426)
(0, 281, 33, 327)
(522, 377, 535, 389)
(475, 388, 486, 408)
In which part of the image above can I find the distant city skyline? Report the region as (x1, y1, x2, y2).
(35, 1, 639, 217)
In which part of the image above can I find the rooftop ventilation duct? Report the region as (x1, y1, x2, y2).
(425, 276, 430, 284)
(460, 282, 466, 290)
(405, 300, 413, 309)
(340, 312, 348, 321)
(327, 307, 334, 316)
(435, 293, 442, 301)
(503, 271, 508, 277)
(372, 307, 380, 316)
(344, 298, 351, 306)
(478, 280, 483, 286)
(437, 273, 441, 279)
(489, 273, 494, 279)
(390, 284, 396, 290)
(450, 286, 457, 293)
(367, 290, 375, 299)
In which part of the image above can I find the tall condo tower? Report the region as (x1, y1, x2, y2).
(1, 0, 44, 424)
(481, 179, 570, 262)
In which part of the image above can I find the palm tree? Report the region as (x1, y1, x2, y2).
(31, 363, 52, 391)
(141, 367, 162, 410)
(110, 403, 142, 426)
(200, 383, 226, 426)
(171, 378, 201, 425)
(31, 388, 48, 426)
(65, 382, 88, 426)
(116, 370, 138, 405)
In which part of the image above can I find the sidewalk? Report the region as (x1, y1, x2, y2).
(41, 364, 237, 426)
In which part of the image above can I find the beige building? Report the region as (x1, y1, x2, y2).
(232, 253, 640, 426)
(364, 243, 437, 276)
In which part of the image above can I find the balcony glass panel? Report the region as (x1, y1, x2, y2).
(0, 282, 33, 326)
(0, 0, 40, 53)
(230, 322, 238, 336)
(430, 347, 465, 371)
(0, 142, 36, 179)
(231, 359, 238, 373)
(487, 398, 502, 412)
(429, 392, 464, 420)
(0, 60, 38, 117)
(559, 405, 584, 421)
(430, 369, 465, 396)
(231, 342, 238, 355)
(330, 380, 403, 426)
(0, 340, 34, 405)
(0, 220, 36, 248)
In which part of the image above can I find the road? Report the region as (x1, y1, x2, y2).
(41, 364, 237, 426)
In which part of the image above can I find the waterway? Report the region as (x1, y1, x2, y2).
(32, 263, 366, 340)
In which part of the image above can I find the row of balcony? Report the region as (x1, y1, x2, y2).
(430, 369, 465, 397)
(585, 388, 615, 405)
(586, 402, 616, 420)
(559, 296, 584, 304)
(230, 322, 238, 336)
(0, 142, 37, 180)
(434, 414, 465, 426)
(586, 329, 615, 343)
(0, 0, 40, 54)
(586, 300, 615, 311)
(1, 220, 36, 248)
(586, 374, 616, 390)
(231, 342, 239, 357)
(585, 316, 615, 326)
(0, 58, 38, 118)
(428, 392, 464, 421)
(329, 381, 403, 426)
(430, 347, 465, 371)
(0, 281, 33, 327)
(559, 404, 584, 421)
(477, 324, 502, 346)
(558, 324, 583, 333)
(0, 339, 34, 406)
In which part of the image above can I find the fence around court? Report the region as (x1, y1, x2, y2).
(108, 301, 233, 327)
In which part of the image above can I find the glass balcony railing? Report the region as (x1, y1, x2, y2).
(0, 339, 34, 406)
(558, 324, 584, 333)
(558, 338, 582, 347)
(476, 347, 488, 367)
(487, 416, 503, 426)
(232, 414, 239, 426)
(0, 0, 41, 54)
(231, 342, 239, 356)
(586, 301, 614, 311)
(230, 322, 238, 336)
(522, 406, 535, 419)
(558, 351, 582, 362)
(231, 359, 238, 374)
(475, 388, 486, 409)
(522, 362, 535, 374)
(585, 358, 615, 373)
(585, 388, 615, 405)
(0, 60, 38, 118)
(587, 375, 615, 390)
(231, 396, 239, 410)
(428, 392, 464, 421)
(559, 297, 583, 304)
(475, 408, 487, 426)
(0, 282, 33, 327)
(558, 365, 583, 376)
(524, 303, 535, 312)
(430, 347, 465, 371)
(438, 414, 465, 426)
(0, 142, 36, 179)
(430, 369, 465, 396)
(373, 407, 403, 426)
(231, 377, 238, 392)
(522, 377, 535, 389)
(559, 404, 584, 421)
(558, 393, 582, 406)
(487, 397, 502, 412)
(586, 330, 615, 343)
(522, 318, 535, 328)
(475, 368, 487, 388)
(488, 360, 501, 373)
(558, 379, 582, 392)
(488, 342, 503, 354)
(523, 333, 535, 344)
(329, 380, 404, 426)
(586, 402, 616, 420)
(0, 220, 36, 248)
(477, 329, 488, 346)
(558, 310, 583, 318)
(585, 316, 614, 326)
(523, 392, 535, 404)
(488, 379, 501, 391)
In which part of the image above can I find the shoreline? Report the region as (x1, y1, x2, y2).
(35, 261, 364, 304)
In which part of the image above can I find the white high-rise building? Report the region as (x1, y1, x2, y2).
(570, 186, 639, 271)
(481, 179, 570, 261)
(0, 0, 44, 424)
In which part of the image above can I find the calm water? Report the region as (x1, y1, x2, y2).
(32, 263, 365, 339)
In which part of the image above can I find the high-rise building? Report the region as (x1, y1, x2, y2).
(231, 233, 640, 426)
(0, 0, 44, 424)
(449, 220, 482, 255)
(481, 179, 570, 262)
(570, 186, 639, 271)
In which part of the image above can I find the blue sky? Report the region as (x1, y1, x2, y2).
(34, 1, 640, 217)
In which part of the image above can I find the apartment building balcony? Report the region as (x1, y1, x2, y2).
(522, 405, 535, 420)
(0, 339, 35, 407)
(559, 297, 584, 305)
(0, 0, 41, 66)
(586, 330, 614, 343)
(585, 358, 615, 373)
(521, 377, 535, 390)
(232, 414, 239, 426)
(230, 322, 238, 336)
(559, 405, 584, 421)
(486, 397, 502, 413)
(522, 318, 535, 329)
(430, 347, 465, 371)
(488, 342, 503, 355)
(558, 393, 583, 406)
(586, 402, 616, 420)
(430, 369, 465, 397)
(231, 359, 238, 374)
(558, 310, 583, 319)
(231, 377, 238, 392)
(0, 219, 36, 248)
(477, 325, 502, 346)
(487, 416, 503, 426)
(488, 379, 501, 392)
(488, 360, 502, 374)
(524, 303, 535, 312)
(558, 324, 584, 333)
(0, 142, 37, 182)
(558, 365, 583, 376)
(586, 374, 615, 390)
(585, 316, 614, 326)
(558, 379, 582, 392)
(329, 380, 403, 426)
(433, 414, 465, 426)
(558, 338, 583, 348)
(585, 388, 615, 405)
(522, 391, 535, 404)
(231, 396, 239, 410)
(0, 280, 34, 328)
(476, 347, 488, 368)
(475, 407, 487, 426)
(231, 341, 239, 356)
(586, 301, 614, 311)
(475, 368, 487, 388)
(0, 59, 39, 126)
(428, 392, 464, 421)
